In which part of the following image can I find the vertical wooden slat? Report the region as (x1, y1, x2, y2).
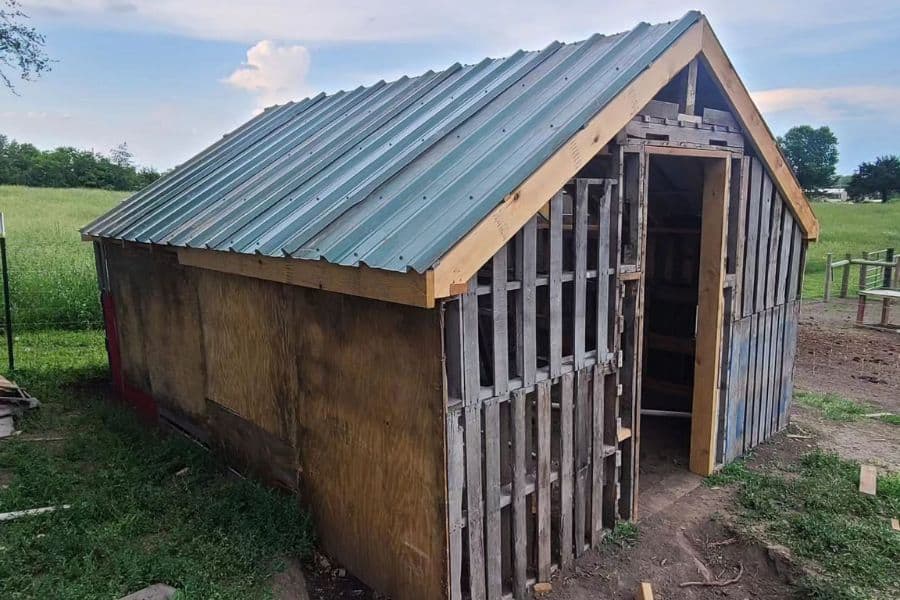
(776, 208, 793, 305)
(522, 218, 537, 386)
(574, 180, 589, 368)
(755, 172, 773, 311)
(559, 372, 575, 569)
(766, 194, 783, 308)
(590, 365, 605, 546)
(742, 159, 762, 317)
(725, 317, 750, 461)
(573, 368, 589, 556)
(447, 406, 464, 600)
(510, 389, 528, 600)
(780, 302, 800, 426)
(462, 281, 486, 600)
(596, 183, 612, 361)
(536, 380, 552, 582)
(772, 305, 786, 433)
(549, 192, 564, 378)
(743, 313, 758, 454)
(762, 308, 775, 442)
(788, 224, 803, 301)
(731, 156, 749, 318)
(492, 247, 509, 395)
(484, 397, 502, 599)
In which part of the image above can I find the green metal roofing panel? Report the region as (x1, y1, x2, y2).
(83, 11, 701, 274)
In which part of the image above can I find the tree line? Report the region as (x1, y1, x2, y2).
(778, 125, 899, 202)
(0, 135, 161, 191)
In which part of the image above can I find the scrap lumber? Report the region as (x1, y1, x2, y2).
(0, 504, 71, 522)
(859, 465, 877, 496)
(891, 518, 899, 532)
(638, 582, 654, 599)
(117, 583, 177, 600)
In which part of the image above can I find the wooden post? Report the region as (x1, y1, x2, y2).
(856, 261, 868, 326)
(840, 253, 852, 298)
(883, 248, 895, 288)
(823, 253, 833, 302)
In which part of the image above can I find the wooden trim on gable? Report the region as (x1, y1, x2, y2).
(698, 22, 819, 241)
(177, 248, 435, 308)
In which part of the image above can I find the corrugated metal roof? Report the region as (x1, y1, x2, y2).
(83, 11, 701, 273)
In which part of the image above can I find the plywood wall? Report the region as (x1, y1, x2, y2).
(102, 242, 448, 600)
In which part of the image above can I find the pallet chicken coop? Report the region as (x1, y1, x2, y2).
(83, 12, 817, 600)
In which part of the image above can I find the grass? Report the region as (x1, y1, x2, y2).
(0, 185, 124, 331)
(0, 330, 314, 599)
(708, 451, 900, 600)
(796, 391, 898, 426)
(803, 201, 900, 300)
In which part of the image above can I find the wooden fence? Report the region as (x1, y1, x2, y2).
(823, 248, 897, 301)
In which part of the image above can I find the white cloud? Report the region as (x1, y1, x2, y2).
(752, 86, 900, 123)
(225, 41, 312, 110)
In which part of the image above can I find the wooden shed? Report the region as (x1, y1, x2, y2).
(82, 12, 817, 600)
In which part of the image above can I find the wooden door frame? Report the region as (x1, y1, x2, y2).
(643, 146, 731, 476)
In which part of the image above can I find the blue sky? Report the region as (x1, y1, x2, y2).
(2, 1, 898, 174)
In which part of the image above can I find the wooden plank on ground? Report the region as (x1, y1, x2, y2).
(510, 388, 528, 600)
(859, 465, 877, 496)
(483, 397, 502, 599)
(559, 372, 575, 569)
(639, 582, 655, 600)
(549, 192, 564, 377)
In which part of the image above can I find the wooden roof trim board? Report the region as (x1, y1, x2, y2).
(698, 21, 819, 241)
(176, 247, 435, 308)
(431, 15, 818, 299)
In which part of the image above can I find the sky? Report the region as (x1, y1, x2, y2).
(1, 1, 898, 174)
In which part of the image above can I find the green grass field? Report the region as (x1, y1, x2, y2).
(0, 185, 125, 330)
(801, 201, 900, 300)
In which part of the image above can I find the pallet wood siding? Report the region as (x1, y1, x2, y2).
(445, 178, 627, 600)
(723, 156, 805, 461)
(100, 243, 448, 600)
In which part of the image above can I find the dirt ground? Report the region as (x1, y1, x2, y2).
(292, 298, 898, 599)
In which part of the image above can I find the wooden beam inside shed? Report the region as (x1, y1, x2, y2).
(176, 247, 435, 308)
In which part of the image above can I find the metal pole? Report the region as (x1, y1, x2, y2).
(0, 213, 12, 371)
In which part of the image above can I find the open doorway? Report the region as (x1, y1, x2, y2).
(638, 150, 730, 514)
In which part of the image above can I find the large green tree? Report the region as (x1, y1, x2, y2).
(1, 0, 50, 91)
(778, 125, 839, 191)
(847, 155, 900, 202)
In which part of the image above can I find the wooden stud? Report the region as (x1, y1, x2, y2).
(590, 365, 605, 546)
(492, 247, 509, 395)
(689, 157, 730, 476)
(574, 180, 589, 368)
(484, 397, 502, 599)
(549, 193, 564, 378)
(510, 389, 528, 600)
(536, 380, 552, 581)
(447, 407, 464, 600)
(559, 372, 575, 569)
(461, 281, 486, 600)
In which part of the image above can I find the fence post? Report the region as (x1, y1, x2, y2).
(840, 252, 851, 297)
(0, 213, 12, 371)
(884, 248, 895, 288)
(823, 252, 833, 302)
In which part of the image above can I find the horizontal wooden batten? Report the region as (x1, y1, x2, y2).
(176, 247, 435, 308)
